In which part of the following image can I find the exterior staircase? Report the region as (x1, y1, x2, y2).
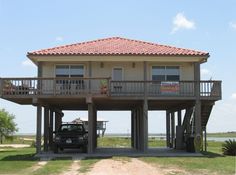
(201, 104, 213, 127)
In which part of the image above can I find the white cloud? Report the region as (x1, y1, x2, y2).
(171, 13, 196, 34)
(231, 93, 236, 99)
(21, 59, 36, 68)
(229, 22, 236, 30)
(55, 36, 64, 41)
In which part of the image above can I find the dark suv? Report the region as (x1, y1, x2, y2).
(54, 123, 88, 153)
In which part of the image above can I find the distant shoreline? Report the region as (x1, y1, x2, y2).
(15, 132, 236, 138)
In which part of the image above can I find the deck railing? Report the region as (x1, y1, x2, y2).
(0, 77, 222, 99)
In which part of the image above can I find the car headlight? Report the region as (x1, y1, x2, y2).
(83, 133, 88, 139)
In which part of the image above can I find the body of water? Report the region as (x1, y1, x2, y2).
(105, 133, 235, 142)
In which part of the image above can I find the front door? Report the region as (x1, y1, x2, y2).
(112, 68, 123, 93)
(112, 68, 123, 81)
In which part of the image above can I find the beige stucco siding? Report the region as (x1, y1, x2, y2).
(40, 60, 194, 81)
(180, 63, 194, 80)
(42, 62, 54, 77)
(91, 62, 143, 80)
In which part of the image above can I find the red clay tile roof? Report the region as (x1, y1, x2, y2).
(28, 37, 209, 57)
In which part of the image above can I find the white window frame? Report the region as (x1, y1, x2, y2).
(112, 67, 124, 81)
(151, 65, 180, 81)
(54, 64, 85, 78)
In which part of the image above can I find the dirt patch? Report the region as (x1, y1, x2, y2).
(60, 160, 80, 175)
(161, 166, 187, 175)
(0, 144, 30, 148)
(20, 161, 48, 174)
(85, 158, 168, 175)
(31, 161, 48, 172)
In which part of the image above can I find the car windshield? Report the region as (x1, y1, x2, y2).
(59, 124, 84, 132)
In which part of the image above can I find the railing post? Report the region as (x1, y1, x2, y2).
(219, 81, 222, 99)
(53, 78, 56, 96)
(88, 61, 92, 94)
(0, 78, 3, 97)
(107, 77, 111, 96)
(37, 79, 41, 95)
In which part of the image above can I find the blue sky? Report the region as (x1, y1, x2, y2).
(0, 0, 235, 134)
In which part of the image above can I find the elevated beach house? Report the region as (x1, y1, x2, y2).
(0, 37, 221, 154)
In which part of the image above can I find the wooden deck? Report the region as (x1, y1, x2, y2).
(0, 77, 221, 103)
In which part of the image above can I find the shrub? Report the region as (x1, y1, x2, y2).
(31, 140, 36, 148)
(222, 139, 236, 156)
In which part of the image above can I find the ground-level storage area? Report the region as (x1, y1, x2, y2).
(32, 97, 215, 155)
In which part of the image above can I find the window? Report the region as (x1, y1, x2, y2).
(70, 65, 84, 77)
(59, 124, 84, 132)
(55, 65, 84, 77)
(152, 66, 180, 81)
(55, 65, 85, 91)
(55, 65, 70, 77)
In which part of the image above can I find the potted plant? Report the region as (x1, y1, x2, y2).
(100, 79, 108, 94)
(3, 80, 15, 95)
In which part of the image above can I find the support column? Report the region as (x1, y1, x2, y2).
(176, 110, 184, 150)
(136, 108, 140, 150)
(204, 126, 207, 152)
(139, 101, 148, 152)
(133, 108, 138, 150)
(88, 102, 95, 154)
(143, 100, 148, 152)
(139, 61, 148, 153)
(170, 112, 175, 148)
(49, 109, 54, 150)
(93, 105, 97, 149)
(131, 109, 135, 148)
(43, 107, 50, 152)
(55, 111, 62, 132)
(194, 62, 202, 152)
(177, 110, 182, 126)
(166, 111, 171, 148)
(36, 106, 42, 154)
(194, 100, 202, 152)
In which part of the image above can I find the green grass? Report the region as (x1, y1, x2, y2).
(141, 155, 235, 175)
(79, 158, 100, 173)
(2, 135, 36, 146)
(140, 141, 236, 175)
(98, 137, 131, 147)
(207, 132, 236, 138)
(0, 147, 38, 174)
(32, 160, 72, 175)
(97, 137, 166, 147)
(148, 137, 166, 147)
(0, 137, 235, 175)
(206, 141, 224, 153)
